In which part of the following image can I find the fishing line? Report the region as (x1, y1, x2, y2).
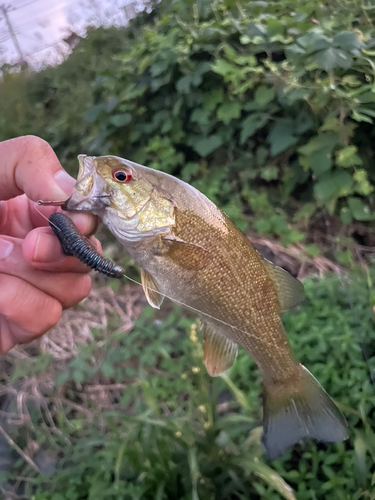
(33, 202, 289, 349)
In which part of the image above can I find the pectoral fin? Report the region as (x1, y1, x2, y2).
(161, 236, 210, 271)
(202, 324, 238, 376)
(141, 269, 164, 309)
(263, 259, 304, 312)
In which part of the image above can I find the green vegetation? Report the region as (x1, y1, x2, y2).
(0, 0, 374, 498)
(0, 0, 374, 245)
(1, 270, 375, 499)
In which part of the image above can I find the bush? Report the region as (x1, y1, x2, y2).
(1, 269, 375, 499)
(0, 0, 374, 239)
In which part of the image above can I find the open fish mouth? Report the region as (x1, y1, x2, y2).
(63, 155, 110, 215)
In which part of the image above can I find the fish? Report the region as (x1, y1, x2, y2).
(63, 154, 348, 459)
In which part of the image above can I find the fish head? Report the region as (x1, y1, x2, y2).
(64, 155, 175, 242)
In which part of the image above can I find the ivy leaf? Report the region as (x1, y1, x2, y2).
(261, 165, 278, 181)
(254, 86, 275, 107)
(309, 146, 333, 175)
(295, 110, 314, 134)
(217, 101, 241, 125)
(347, 197, 372, 221)
(193, 135, 222, 157)
(176, 75, 192, 93)
(240, 114, 269, 145)
(110, 113, 132, 127)
(211, 59, 237, 77)
(336, 146, 363, 167)
(85, 104, 103, 123)
(268, 120, 298, 156)
(203, 89, 224, 111)
(150, 59, 168, 77)
(314, 171, 353, 201)
(190, 108, 211, 126)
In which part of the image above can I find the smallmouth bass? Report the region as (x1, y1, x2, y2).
(64, 154, 348, 459)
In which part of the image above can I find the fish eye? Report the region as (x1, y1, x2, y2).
(112, 169, 132, 183)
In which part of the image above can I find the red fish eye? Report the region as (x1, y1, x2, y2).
(112, 169, 132, 183)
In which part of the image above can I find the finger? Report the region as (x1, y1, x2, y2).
(23, 227, 102, 273)
(0, 316, 17, 354)
(0, 136, 97, 234)
(0, 195, 99, 240)
(0, 236, 92, 309)
(0, 317, 45, 354)
(0, 274, 62, 346)
(0, 135, 75, 201)
(29, 202, 100, 236)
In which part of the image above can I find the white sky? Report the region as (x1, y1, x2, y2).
(0, 0, 144, 68)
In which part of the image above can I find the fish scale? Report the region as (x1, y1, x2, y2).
(62, 153, 348, 459)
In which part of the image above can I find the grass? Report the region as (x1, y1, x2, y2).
(0, 267, 374, 499)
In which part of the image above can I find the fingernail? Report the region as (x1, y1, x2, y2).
(0, 239, 14, 260)
(54, 170, 76, 197)
(33, 232, 64, 264)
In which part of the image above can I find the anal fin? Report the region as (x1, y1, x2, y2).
(202, 324, 238, 377)
(141, 269, 164, 309)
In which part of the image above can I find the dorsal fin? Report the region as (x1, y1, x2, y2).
(140, 269, 164, 309)
(262, 259, 304, 312)
(202, 323, 238, 376)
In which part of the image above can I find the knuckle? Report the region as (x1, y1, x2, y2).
(21, 135, 53, 163)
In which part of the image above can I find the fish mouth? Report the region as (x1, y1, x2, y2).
(63, 155, 109, 215)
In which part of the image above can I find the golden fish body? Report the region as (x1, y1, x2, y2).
(65, 154, 347, 458)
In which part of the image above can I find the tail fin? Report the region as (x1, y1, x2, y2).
(262, 365, 348, 460)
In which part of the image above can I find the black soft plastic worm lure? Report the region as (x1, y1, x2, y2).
(49, 213, 124, 279)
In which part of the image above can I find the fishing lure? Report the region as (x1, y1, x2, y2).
(48, 213, 124, 279)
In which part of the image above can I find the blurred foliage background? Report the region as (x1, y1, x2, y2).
(0, 0, 375, 498)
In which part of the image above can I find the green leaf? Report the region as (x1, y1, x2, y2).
(176, 75, 192, 93)
(333, 31, 363, 51)
(110, 113, 132, 127)
(254, 86, 275, 107)
(353, 169, 374, 195)
(314, 47, 353, 71)
(150, 59, 168, 77)
(295, 110, 314, 134)
(266, 19, 285, 35)
(85, 104, 103, 123)
(310, 146, 333, 175)
(193, 135, 222, 157)
(268, 120, 298, 156)
(203, 89, 224, 111)
(260, 165, 278, 181)
(314, 171, 353, 201)
(352, 110, 373, 123)
(347, 197, 372, 221)
(211, 59, 237, 77)
(217, 101, 241, 125)
(298, 132, 340, 159)
(340, 206, 353, 224)
(240, 114, 269, 144)
(285, 88, 312, 104)
(336, 146, 363, 167)
(101, 360, 115, 377)
(190, 108, 211, 126)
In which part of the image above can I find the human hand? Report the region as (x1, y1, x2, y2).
(0, 135, 99, 354)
